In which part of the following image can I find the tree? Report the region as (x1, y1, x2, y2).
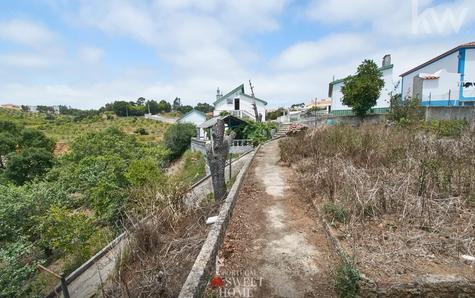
(157, 100, 172, 113)
(206, 119, 235, 201)
(145, 100, 160, 114)
(20, 128, 55, 152)
(342, 59, 384, 118)
(163, 123, 196, 159)
(195, 102, 214, 113)
(5, 148, 54, 185)
(177, 105, 193, 114)
(136, 97, 146, 106)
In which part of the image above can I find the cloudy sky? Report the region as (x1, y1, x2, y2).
(0, 0, 474, 108)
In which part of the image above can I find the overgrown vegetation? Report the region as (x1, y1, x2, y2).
(280, 121, 475, 279)
(0, 109, 206, 296)
(242, 121, 277, 145)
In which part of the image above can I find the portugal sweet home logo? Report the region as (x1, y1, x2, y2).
(209, 270, 264, 297)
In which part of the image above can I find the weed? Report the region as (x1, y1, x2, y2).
(335, 259, 360, 298)
(323, 202, 348, 223)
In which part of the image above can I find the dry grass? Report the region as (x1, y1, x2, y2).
(102, 180, 218, 297)
(280, 122, 475, 280)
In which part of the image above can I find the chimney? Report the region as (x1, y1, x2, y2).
(216, 87, 222, 100)
(382, 54, 391, 67)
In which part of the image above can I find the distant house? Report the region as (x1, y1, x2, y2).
(177, 109, 207, 138)
(400, 42, 475, 106)
(213, 84, 267, 121)
(329, 55, 395, 116)
(177, 109, 207, 126)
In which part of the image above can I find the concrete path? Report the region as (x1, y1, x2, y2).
(218, 140, 337, 297)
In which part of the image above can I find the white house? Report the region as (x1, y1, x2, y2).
(177, 109, 207, 139)
(400, 42, 475, 106)
(213, 84, 267, 121)
(329, 55, 395, 116)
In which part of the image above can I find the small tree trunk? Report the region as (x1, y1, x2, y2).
(206, 119, 235, 202)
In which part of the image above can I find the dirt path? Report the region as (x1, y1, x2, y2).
(217, 140, 337, 298)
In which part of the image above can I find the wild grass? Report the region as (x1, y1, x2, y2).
(280, 122, 475, 266)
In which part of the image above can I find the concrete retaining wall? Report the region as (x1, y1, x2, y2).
(46, 150, 254, 298)
(425, 106, 475, 123)
(178, 146, 259, 298)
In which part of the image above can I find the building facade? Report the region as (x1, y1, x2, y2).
(400, 42, 475, 106)
(329, 55, 395, 116)
(213, 84, 267, 121)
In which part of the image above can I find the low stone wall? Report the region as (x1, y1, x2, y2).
(178, 146, 259, 298)
(46, 151, 254, 298)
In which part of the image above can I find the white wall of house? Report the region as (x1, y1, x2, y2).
(421, 70, 461, 102)
(213, 94, 266, 121)
(178, 110, 207, 138)
(401, 51, 459, 98)
(178, 110, 206, 126)
(330, 67, 394, 111)
(463, 48, 475, 98)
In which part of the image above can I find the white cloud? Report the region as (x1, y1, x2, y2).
(0, 19, 57, 48)
(78, 46, 105, 63)
(0, 53, 51, 68)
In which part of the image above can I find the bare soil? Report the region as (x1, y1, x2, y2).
(215, 140, 337, 297)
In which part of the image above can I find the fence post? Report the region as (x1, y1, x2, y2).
(448, 89, 451, 106)
(61, 275, 71, 298)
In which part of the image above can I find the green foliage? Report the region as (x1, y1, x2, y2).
(194, 102, 214, 113)
(0, 183, 68, 242)
(134, 127, 149, 135)
(5, 148, 54, 185)
(335, 259, 360, 298)
(323, 202, 348, 223)
(0, 240, 41, 297)
(219, 111, 230, 116)
(266, 107, 285, 120)
(388, 94, 424, 123)
(35, 206, 96, 257)
(157, 100, 172, 113)
(68, 127, 140, 162)
(420, 119, 467, 137)
(126, 158, 165, 187)
(342, 60, 384, 118)
(171, 150, 206, 185)
(242, 122, 276, 145)
(163, 123, 196, 159)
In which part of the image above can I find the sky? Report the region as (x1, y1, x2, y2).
(0, 0, 474, 109)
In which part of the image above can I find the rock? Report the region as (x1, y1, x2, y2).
(461, 255, 475, 265)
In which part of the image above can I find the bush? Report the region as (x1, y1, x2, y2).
(242, 122, 276, 145)
(125, 158, 165, 187)
(5, 148, 54, 185)
(0, 240, 41, 297)
(335, 259, 360, 298)
(134, 127, 149, 135)
(163, 123, 196, 159)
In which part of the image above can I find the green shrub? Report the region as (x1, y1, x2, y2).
(5, 148, 54, 185)
(421, 120, 467, 137)
(135, 127, 149, 135)
(335, 259, 360, 298)
(0, 240, 41, 297)
(163, 123, 196, 159)
(323, 202, 349, 223)
(242, 122, 276, 145)
(126, 158, 165, 187)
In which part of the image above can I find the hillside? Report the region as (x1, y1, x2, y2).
(0, 108, 205, 296)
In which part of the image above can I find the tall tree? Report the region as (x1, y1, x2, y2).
(195, 102, 214, 113)
(172, 97, 181, 111)
(342, 59, 384, 118)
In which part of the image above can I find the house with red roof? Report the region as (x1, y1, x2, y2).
(400, 42, 475, 106)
